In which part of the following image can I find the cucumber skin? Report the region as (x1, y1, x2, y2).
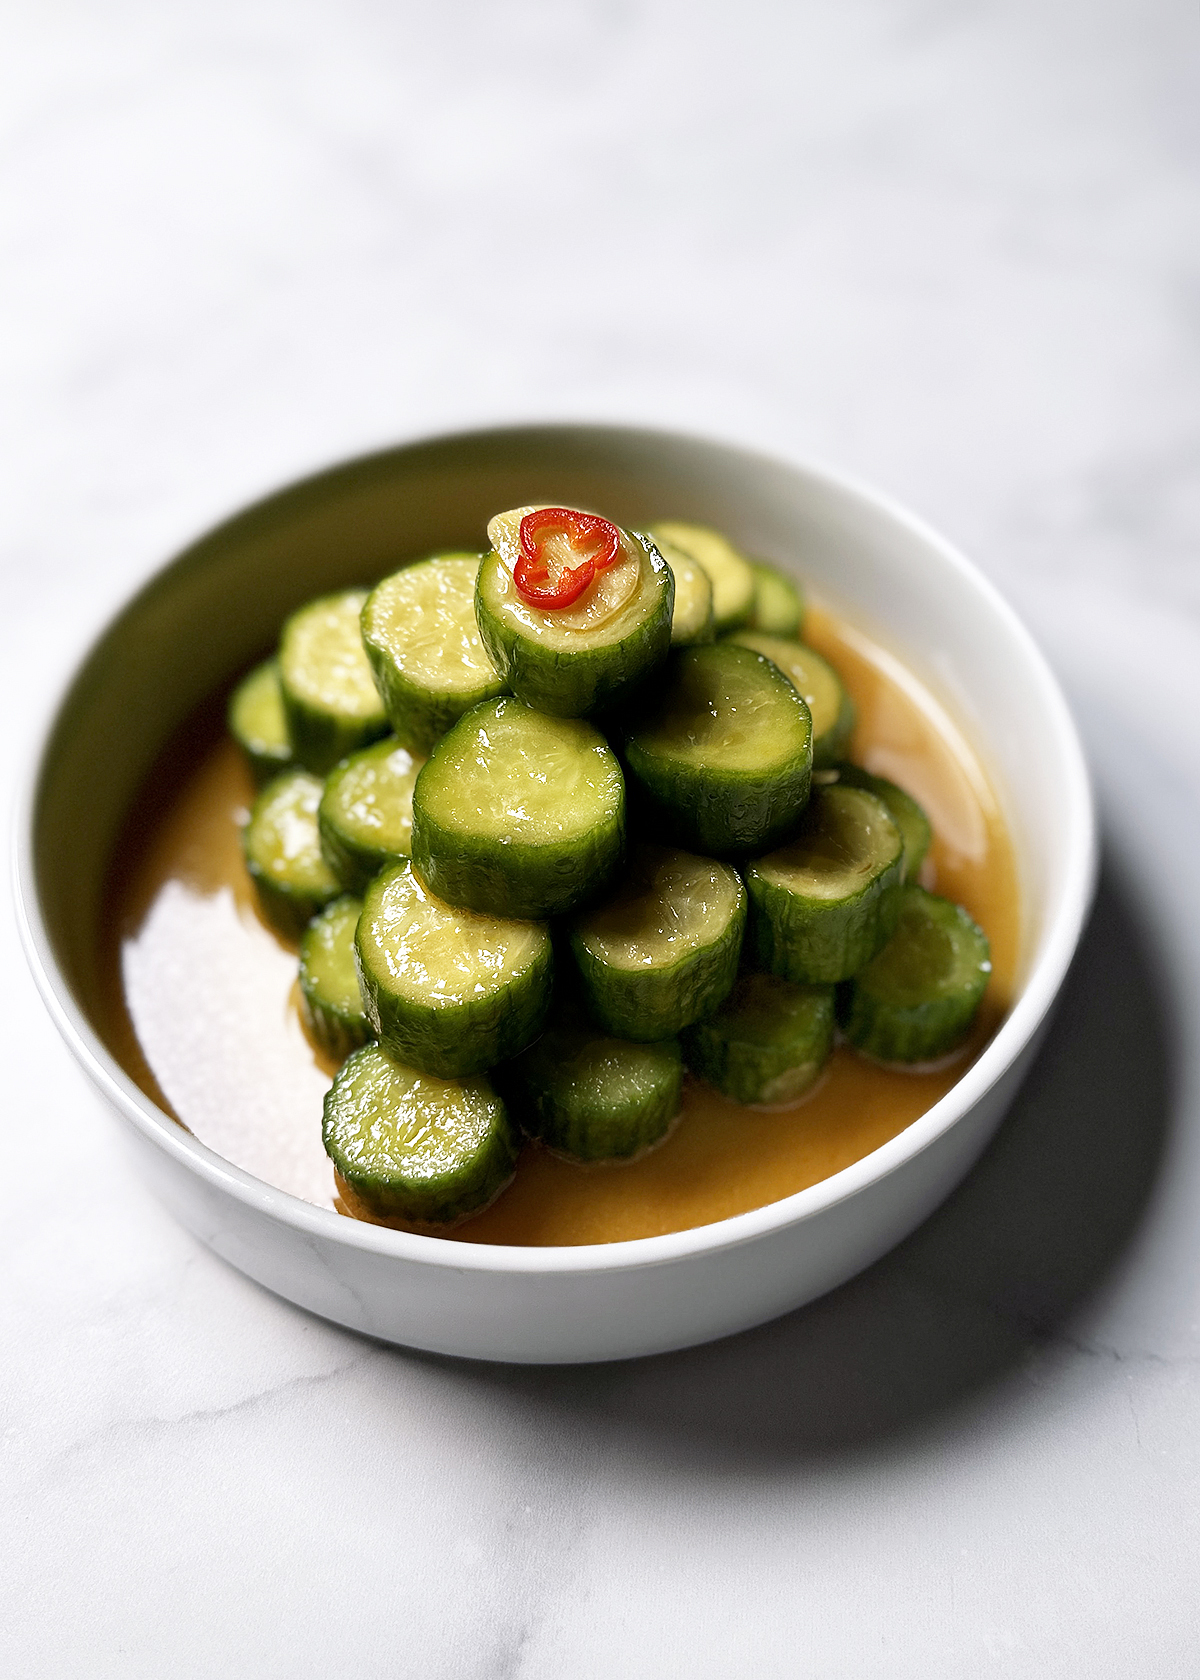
(840, 889, 991, 1063)
(298, 896, 370, 1063)
(498, 1033, 683, 1162)
(279, 592, 389, 776)
(355, 868, 554, 1078)
(747, 564, 805, 637)
(834, 763, 931, 882)
(242, 771, 342, 942)
(227, 659, 294, 786)
(473, 536, 674, 719)
(813, 688, 857, 771)
(681, 977, 835, 1105)
(569, 882, 747, 1042)
(318, 742, 421, 897)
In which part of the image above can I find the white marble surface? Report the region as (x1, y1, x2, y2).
(3, 1, 1199, 1673)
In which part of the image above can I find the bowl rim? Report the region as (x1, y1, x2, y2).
(13, 420, 1097, 1278)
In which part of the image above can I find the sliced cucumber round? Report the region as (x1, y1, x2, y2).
(840, 886, 991, 1063)
(649, 521, 754, 633)
(411, 698, 624, 920)
(279, 589, 389, 775)
(298, 895, 370, 1061)
(475, 509, 673, 717)
(746, 784, 904, 983)
(361, 554, 507, 753)
(834, 763, 932, 883)
(727, 632, 855, 768)
(228, 658, 294, 785)
(324, 1043, 518, 1228)
(681, 971, 835, 1105)
(356, 860, 553, 1077)
(747, 561, 805, 637)
(242, 768, 342, 940)
(570, 846, 745, 1040)
(318, 736, 425, 896)
(499, 1020, 683, 1161)
(652, 532, 716, 646)
(623, 643, 812, 858)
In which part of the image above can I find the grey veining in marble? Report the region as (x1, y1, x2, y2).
(3, 2, 1199, 1675)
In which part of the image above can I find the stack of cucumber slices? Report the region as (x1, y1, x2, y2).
(228, 508, 992, 1233)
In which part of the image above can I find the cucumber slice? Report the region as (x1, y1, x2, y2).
(356, 860, 553, 1077)
(623, 643, 812, 858)
(475, 508, 673, 717)
(570, 846, 746, 1040)
(361, 554, 507, 753)
(652, 533, 716, 646)
(746, 785, 904, 983)
(318, 736, 425, 896)
(649, 521, 754, 633)
(727, 632, 855, 768)
(834, 763, 931, 883)
(298, 895, 370, 1061)
(279, 590, 389, 775)
(499, 1020, 683, 1161)
(227, 658, 294, 785)
(841, 886, 991, 1063)
(324, 1043, 518, 1228)
(411, 698, 625, 920)
(681, 972, 835, 1105)
(242, 769, 342, 940)
(747, 561, 805, 637)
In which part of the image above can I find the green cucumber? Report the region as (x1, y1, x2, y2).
(411, 698, 624, 920)
(499, 1020, 683, 1161)
(298, 895, 370, 1061)
(727, 632, 855, 768)
(324, 1043, 518, 1228)
(746, 784, 904, 983)
(681, 972, 835, 1105)
(242, 769, 342, 940)
(649, 521, 754, 633)
(318, 736, 425, 896)
(475, 508, 673, 717)
(227, 658, 294, 785)
(840, 886, 991, 1063)
(361, 554, 507, 752)
(279, 590, 389, 775)
(570, 846, 745, 1040)
(747, 561, 805, 636)
(355, 860, 553, 1077)
(652, 533, 716, 646)
(623, 643, 812, 857)
(834, 763, 932, 883)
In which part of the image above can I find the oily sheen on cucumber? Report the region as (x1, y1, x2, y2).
(475, 508, 673, 717)
(361, 554, 507, 752)
(623, 642, 813, 857)
(570, 846, 746, 1040)
(242, 768, 342, 940)
(681, 971, 835, 1105)
(834, 762, 932, 883)
(840, 885, 991, 1063)
(411, 698, 625, 920)
(298, 895, 370, 1061)
(324, 1043, 519, 1228)
(355, 860, 552, 1077)
(228, 658, 294, 785)
(279, 589, 389, 775)
(649, 521, 755, 633)
(318, 736, 425, 896)
(652, 533, 716, 646)
(746, 784, 904, 983)
(727, 632, 855, 768)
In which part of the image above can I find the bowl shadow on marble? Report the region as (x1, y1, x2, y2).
(412, 841, 1175, 1461)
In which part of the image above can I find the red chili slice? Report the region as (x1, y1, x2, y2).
(514, 508, 622, 609)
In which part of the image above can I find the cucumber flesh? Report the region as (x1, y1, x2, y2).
(834, 762, 931, 883)
(356, 860, 553, 1077)
(499, 1020, 683, 1161)
(324, 1043, 518, 1227)
(727, 632, 855, 768)
(280, 590, 389, 775)
(650, 521, 754, 633)
(840, 886, 991, 1063)
(653, 533, 716, 646)
(228, 658, 294, 785)
(318, 736, 425, 896)
(242, 769, 342, 940)
(298, 895, 370, 1061)
(411, 697, 625, 920)
(746, 784, 904, 983)
(747, 562, 804, 636)
(623, 643, 812, 857)
(570, 845, 745, 1040)
(361, 554, 507, 753)
(682, 971, 835, 1105)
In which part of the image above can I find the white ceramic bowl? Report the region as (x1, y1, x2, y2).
(15, 424, 1095, 1363)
